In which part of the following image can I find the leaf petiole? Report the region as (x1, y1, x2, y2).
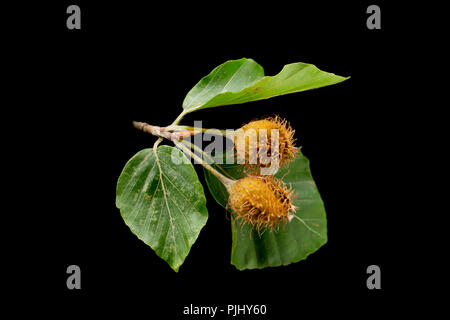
(152, 109, 188, 149)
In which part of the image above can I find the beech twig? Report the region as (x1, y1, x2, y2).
(132, 121, 200, 140)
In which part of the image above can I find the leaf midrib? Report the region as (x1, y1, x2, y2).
(154, 148, 178, 265)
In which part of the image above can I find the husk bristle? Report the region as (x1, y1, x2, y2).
(234, 116, 298, 173)
(228, 175, 297, 232)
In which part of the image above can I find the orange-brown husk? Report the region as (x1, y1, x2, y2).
(234, 116, 297, 172)
(228, 175, 297, 232)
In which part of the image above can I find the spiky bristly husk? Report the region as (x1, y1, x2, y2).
(228, 175, 297, 232)
(234, 116, 297, 173)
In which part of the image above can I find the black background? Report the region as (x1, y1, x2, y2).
(8, 0, 416, 317)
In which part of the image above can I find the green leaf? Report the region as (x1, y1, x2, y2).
(203, 151, 327, 270)
(183, 58, 348, 113)
(116, 145, 208, 272)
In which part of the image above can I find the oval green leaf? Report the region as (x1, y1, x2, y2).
(116, 145, 208, 272)
(183, 58, 348, 113)
(204, 151, 327, 270)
